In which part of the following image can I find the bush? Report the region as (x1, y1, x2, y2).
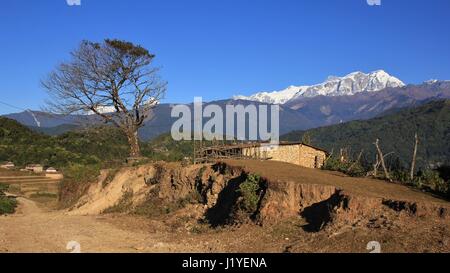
(391, 170, 410, 184)
(323, 157, 347, 172)
(0, 184, 17, 215)
(237, 174, 263, 213)
(414, 170, 449, 196)
(323, 156, 365, 177)
(62, 163, 101, 183)
(0, 183, 9, 192)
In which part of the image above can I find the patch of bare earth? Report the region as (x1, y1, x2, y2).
(1, 160, 449, 253)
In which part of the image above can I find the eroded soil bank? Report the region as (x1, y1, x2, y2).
(69, 160, 449, 237)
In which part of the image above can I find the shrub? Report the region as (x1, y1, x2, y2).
(346, 163, 366, 177)
(391, 170, 410, 184)
(323, 157, 347, 172)
(0, 183, 9, 192)
(0, 197, 17, 215)
(415, 170, 449, 196)
(323, 156, 365, 177)
(62, 163, 101, 183)
(237, 174, 263, 213)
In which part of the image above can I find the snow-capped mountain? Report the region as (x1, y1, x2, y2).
(233, 70, 405, 104)
(233, 85, 307, 105)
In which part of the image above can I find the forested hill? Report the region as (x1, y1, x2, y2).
(281, 100, 450, 169)
(0, 117, 190, 168)
(0, 117, 130, 168)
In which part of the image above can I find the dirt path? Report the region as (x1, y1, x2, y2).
(0, 196, 205, 253)
(2, 196, 448, 253)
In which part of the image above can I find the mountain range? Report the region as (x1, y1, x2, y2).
(233, 70, 405, 104)
(2, 71, 450, 141)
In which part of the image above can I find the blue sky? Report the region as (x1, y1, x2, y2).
(1, 0, 449, 114)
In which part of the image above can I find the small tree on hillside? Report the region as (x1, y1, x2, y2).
(42, 39, 167, 158)
(301, 132, 312, 145)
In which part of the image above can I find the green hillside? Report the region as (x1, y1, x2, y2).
(282, 100, 450, 170)
(31, 124, 81, 136)
(144, 133, 193, 162)
(0, 118, 129, 168)
(0, 117, 193, 169)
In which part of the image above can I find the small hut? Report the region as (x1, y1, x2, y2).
(25, 164, 44, 173)
(0, 162, 15, 169)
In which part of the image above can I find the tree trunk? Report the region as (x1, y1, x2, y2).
(348, 150, 363, 173)
(126, 129, 141, 158)
(324, 149, 334, 165)
(373, 154, 379, 177)
(374, 139, 392, 182)
(340, 148, 345, 163)
(410, 133, 419, 181)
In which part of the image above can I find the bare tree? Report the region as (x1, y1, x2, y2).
(374, 139, 392, 182)
(410, 133, 419, 181)
(324, 148, 334, 166)
(42, 39, 167, 158)
(368, 151, 394, 177)
(347, 149, 363, 173)
(339, 148, 349, 163)
(372, 154, 379, 177)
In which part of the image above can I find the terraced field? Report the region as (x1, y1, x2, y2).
(0, 170, 61, 197)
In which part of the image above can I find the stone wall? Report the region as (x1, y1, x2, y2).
(243, 144, 326, 169)
(298, 145, 326, 168)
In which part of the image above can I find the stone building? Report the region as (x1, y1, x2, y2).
(242, 142, 328, 169)
(25, 164, 44, 173)
(45, 167, 58, 173)
(0, 161, 15, 169)
(199, 142, 328, 169)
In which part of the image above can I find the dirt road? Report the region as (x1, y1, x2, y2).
(0, 196, 205, 253)
(1, 195, 449, 253)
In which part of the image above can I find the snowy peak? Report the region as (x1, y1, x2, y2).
(299, 70, 405, 97)
(424, 79, 450, 84)
(233, 85, 307, 105)
(233, 70, 405, 104)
